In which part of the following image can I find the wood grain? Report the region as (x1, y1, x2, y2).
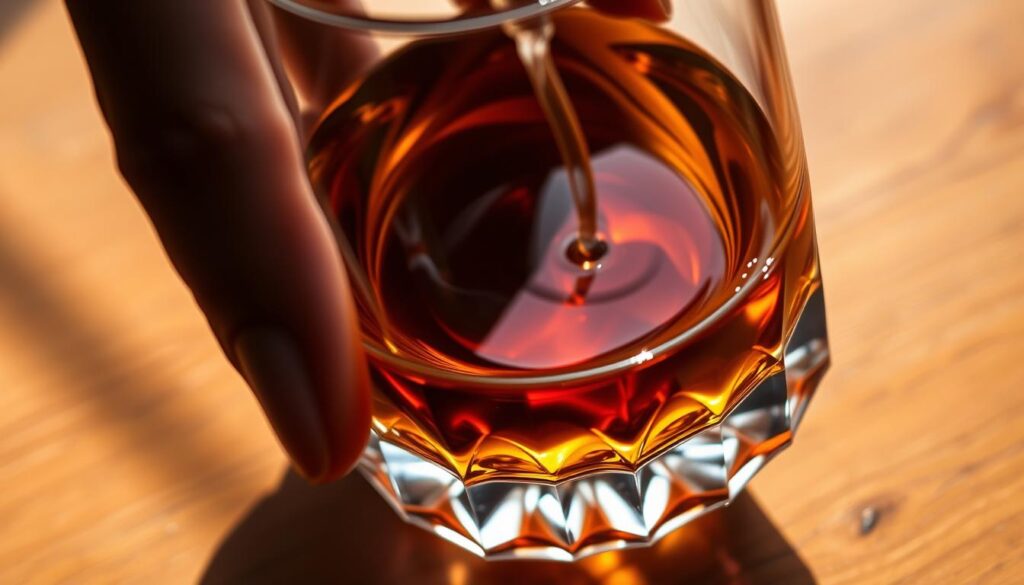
(1, 1, 1022, 583)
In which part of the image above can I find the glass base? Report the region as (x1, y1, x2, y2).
(358, 288, 829, 562)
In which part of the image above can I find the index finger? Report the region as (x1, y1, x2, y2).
(65, 0, 370, 481)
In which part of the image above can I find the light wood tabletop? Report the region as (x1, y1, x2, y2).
(1, 1, 1022, 583)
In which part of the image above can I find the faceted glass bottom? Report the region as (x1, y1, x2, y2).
(357, 288, 829, 561)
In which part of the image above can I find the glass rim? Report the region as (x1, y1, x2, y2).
(307, 0, 800, 387)
(266, 0, 581, 35)
(363, 179, 809, 388)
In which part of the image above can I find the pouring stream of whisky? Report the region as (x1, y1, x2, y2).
(500, 12, 606, 264)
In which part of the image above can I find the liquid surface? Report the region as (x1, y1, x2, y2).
(306, 8, 817, 484)
(433, 143, 724, 369)
(309, 8, 783, 374)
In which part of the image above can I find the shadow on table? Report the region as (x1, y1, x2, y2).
(201, 470, 815, 585)
(0, 0, 37, 45)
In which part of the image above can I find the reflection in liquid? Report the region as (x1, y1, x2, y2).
(201, 471, 815, 584)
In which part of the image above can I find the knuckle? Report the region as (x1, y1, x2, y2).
(113, 101, 291, 190)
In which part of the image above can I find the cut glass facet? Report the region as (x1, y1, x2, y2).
(358, 287, 830, 561)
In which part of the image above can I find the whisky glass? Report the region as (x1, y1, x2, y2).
(267, 0, 829, 561)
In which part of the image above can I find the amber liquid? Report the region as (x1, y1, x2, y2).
(307, 9, 820, 484)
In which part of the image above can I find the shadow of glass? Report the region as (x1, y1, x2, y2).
(202, 470, 815, 585)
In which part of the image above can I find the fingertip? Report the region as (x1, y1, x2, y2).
(233, 323, 371, 485)
(234, 326, 332, 482)
(321, 364, 372, 483)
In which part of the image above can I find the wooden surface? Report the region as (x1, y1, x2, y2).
(1, 1, 1023, 583)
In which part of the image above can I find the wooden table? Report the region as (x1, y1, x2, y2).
(1, 1, 1022, 583)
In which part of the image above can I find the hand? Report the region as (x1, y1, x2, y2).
(64, 0, 372, 484)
